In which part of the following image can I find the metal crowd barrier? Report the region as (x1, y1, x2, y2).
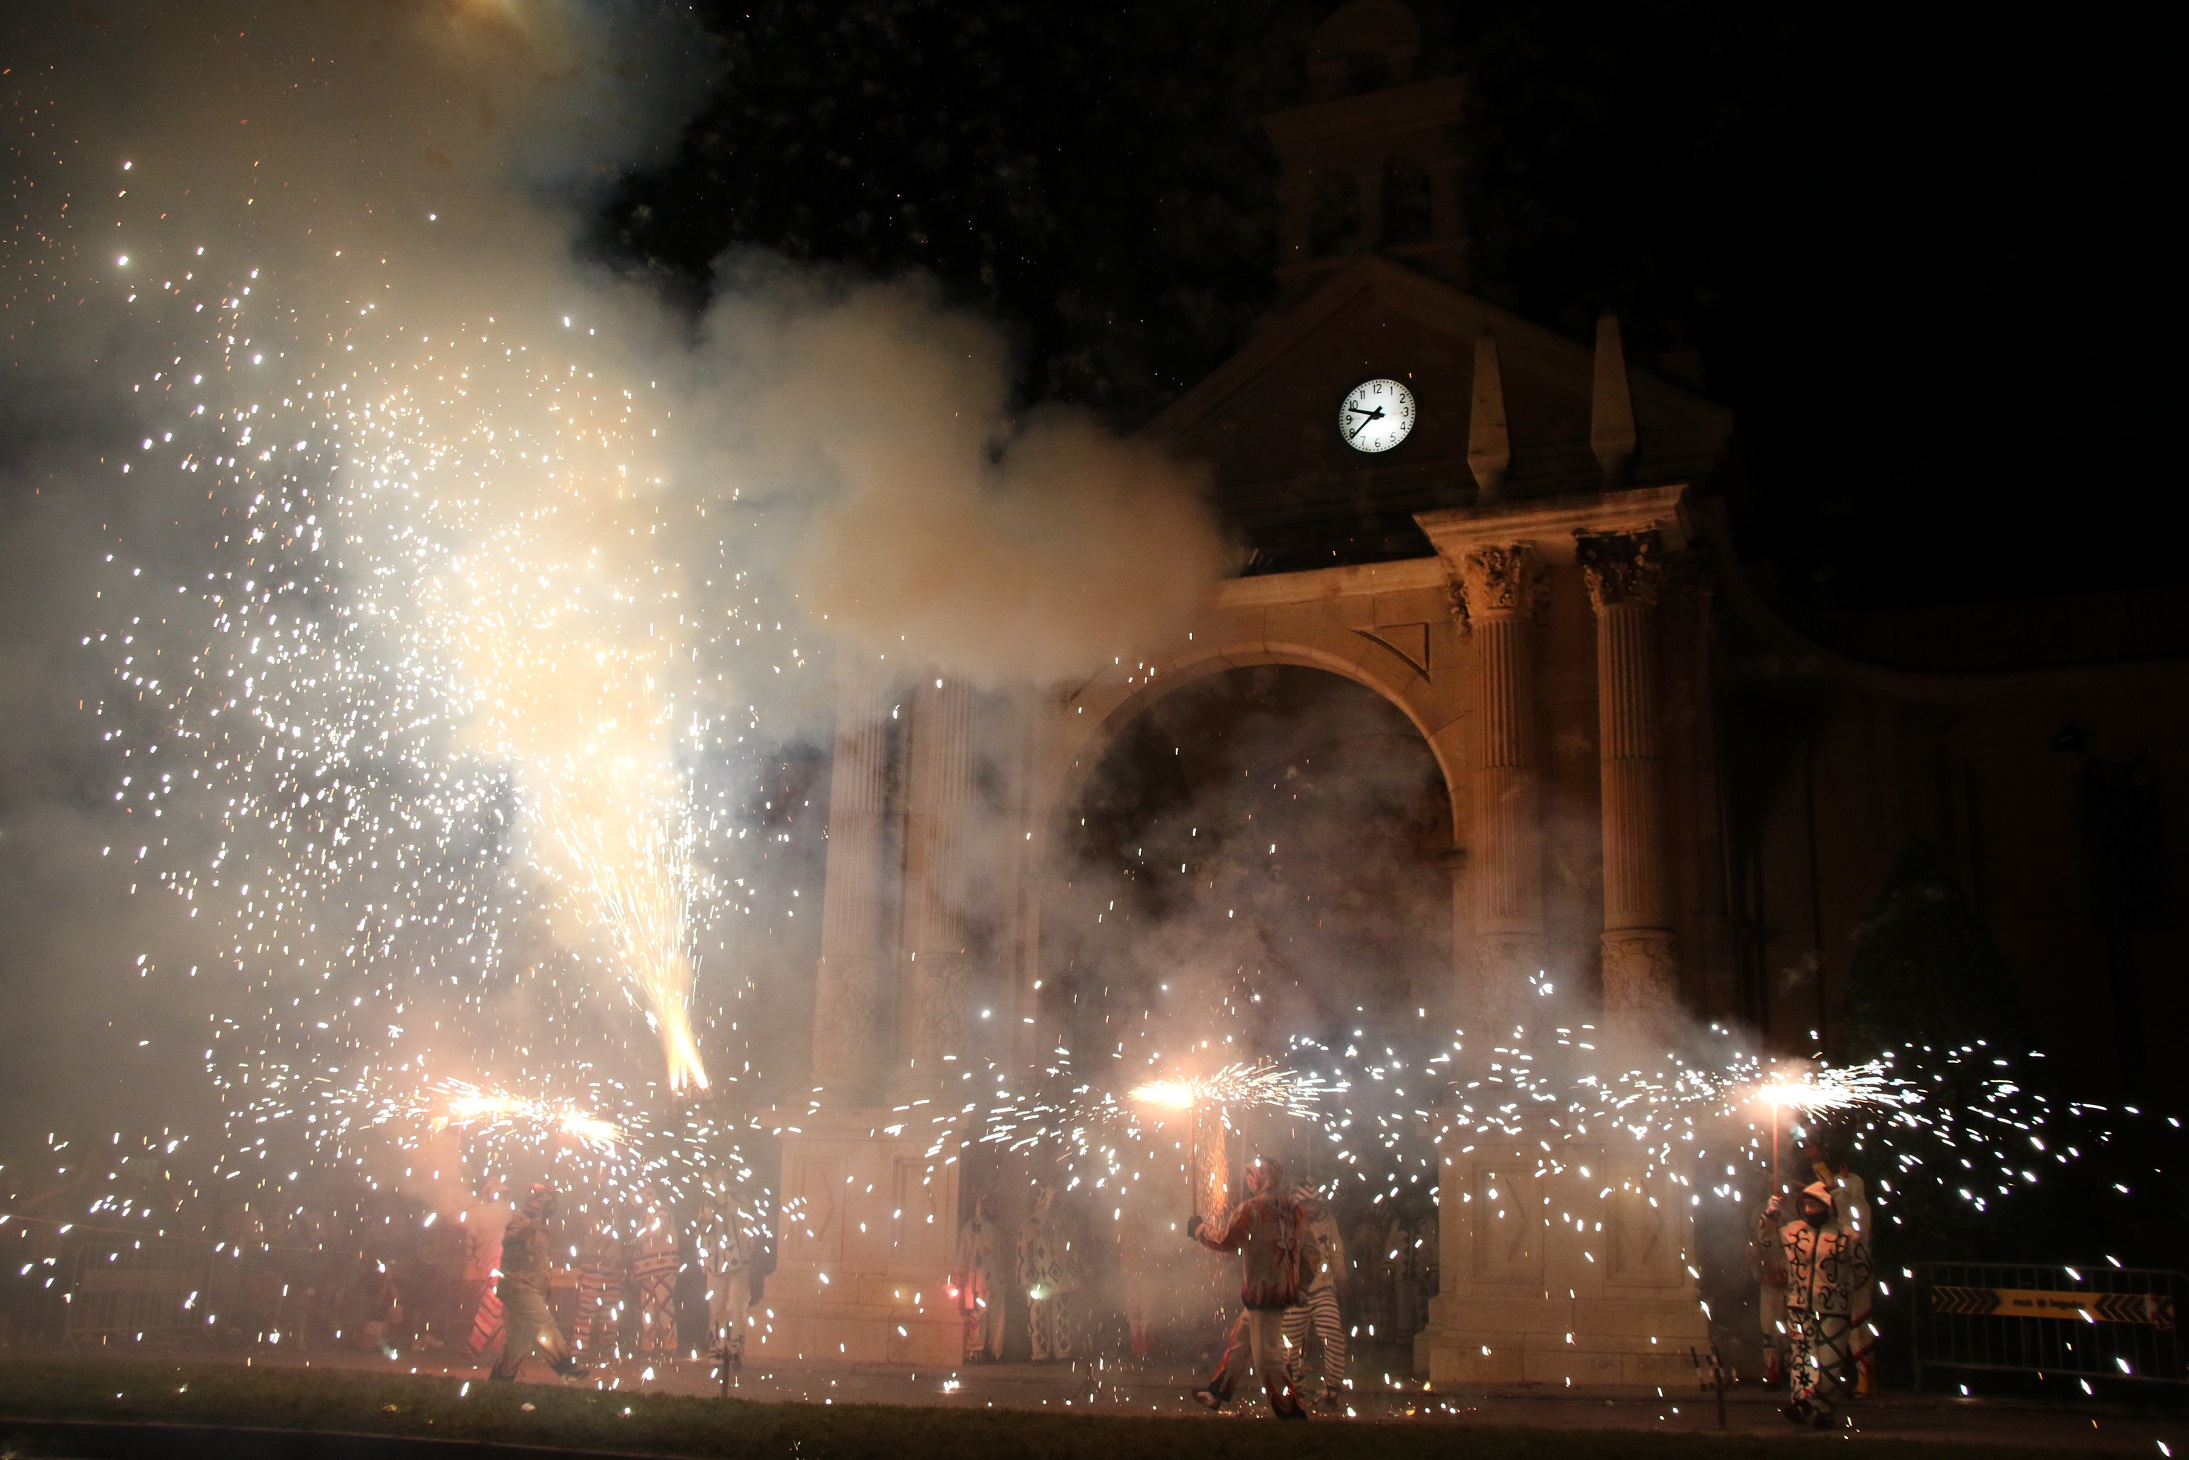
(62, 1237, 227, 1346)
(1913, 1261, 2187, 1389)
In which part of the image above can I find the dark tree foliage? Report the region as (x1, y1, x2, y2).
(600, 1, 2179, 610)
(1837, 838, 2032, 1060)
(1824, 836, 2182, 1273)
(1821, 839, 2182, 1376)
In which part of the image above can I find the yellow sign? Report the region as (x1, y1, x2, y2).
(1931, 1283, 2174, 1327)
(1993, 1289, 2106, 1321)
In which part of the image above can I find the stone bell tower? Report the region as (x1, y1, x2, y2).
(1263, 0, 1469, 303)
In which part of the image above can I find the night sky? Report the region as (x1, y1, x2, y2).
(603, 0, 2180, 616)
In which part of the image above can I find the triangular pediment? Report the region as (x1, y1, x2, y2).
(1144, 257, 1730, 570)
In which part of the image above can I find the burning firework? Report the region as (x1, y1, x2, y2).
(0, 5, 824, 1237)
(5, 11, 2179, 1359)
(1129, 1060, 1328, 1120)
(424, 1082, 626, 1150)
(1749, 1062, 1900, 1116)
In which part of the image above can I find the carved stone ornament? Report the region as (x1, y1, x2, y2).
(911, 954, 969, 1075)
(1600, 929, 1679, 1030)
(812, 956, 881, 1085)
(1576, 530, 1665, 611)
(1451, 543, 1542, 623)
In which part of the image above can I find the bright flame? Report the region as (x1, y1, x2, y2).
(1130, 1080, 1197, 1111)
(1751, 1065, 1893, 1115)
(430, 1083, 625, 1149)
(541, 789, 711, 1090)
(1124, 1061, 1325, 1119)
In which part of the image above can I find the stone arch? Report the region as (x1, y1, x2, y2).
(1051, 631, 1461, 823)
(1016, 606, 1473, 1050)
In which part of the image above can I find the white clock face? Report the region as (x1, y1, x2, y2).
(1338, 377, 1416, 453)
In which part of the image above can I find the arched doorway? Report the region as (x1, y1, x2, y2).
(1029, 664, 1457, 1365)
(1041, 664, 1456, 1057)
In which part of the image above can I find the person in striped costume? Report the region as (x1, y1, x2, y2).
(631, 1213, 681, 1358)
(570, 1229, 624, 1359)
(697, 1191, 755, 1370)
(1016, 1185, 1079, 1362)
(1282, 1186, 1348, 1405)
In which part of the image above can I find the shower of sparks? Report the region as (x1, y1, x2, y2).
(4, 44, 2180, 1361)
(974, 983, 2171, 1245)
(423, 1081, 626, 1150)
(0, 71, 823, 1243)
(1749, 1063, 1899, 1116)
(541, 792, 713, 1090)
(1128, 1080, 1196, 1111)
(1128, 1061, 1329, 1120)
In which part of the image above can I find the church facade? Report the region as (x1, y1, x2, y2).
(755, 0, 2187, 1384)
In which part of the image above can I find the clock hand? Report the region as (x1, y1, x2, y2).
(1330, 404, 1383, 439)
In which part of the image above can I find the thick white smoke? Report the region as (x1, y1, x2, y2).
(0, 1, 1227, 1173)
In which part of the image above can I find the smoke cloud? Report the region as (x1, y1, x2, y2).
(0, 0, 1226, 1192)
(687, 271, 1228, 686)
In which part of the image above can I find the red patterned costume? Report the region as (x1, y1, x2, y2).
(1191, 1156, 1308, 1419)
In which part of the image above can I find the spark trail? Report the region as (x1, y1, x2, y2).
(2, 7, 809, 1230)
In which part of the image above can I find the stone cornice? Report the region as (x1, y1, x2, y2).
(1415, 483, 1691, 567)
(1213, 554, 1445, 609)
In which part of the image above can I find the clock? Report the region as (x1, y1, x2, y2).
(1338, 377, 1416, 453)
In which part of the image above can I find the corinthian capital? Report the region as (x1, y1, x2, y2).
(1450, 542, 1542, 625)
(1576, 529, 1665, 611)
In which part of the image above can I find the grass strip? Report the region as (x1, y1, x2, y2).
(0, 1357, 2137, 1460)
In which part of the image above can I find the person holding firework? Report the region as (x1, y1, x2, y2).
(1189, 1154, 1309, 1419)
(953, 1192, 1008, 1363)
(490, 1184, 584, 1382)
(1773, 1180, 1873, 1427)
(696, 1187, 756, 1371)
(1017, 1185, 1080, 1362)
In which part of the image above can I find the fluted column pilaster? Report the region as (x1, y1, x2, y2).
(899, 678, 975, 1090)
(1579, 530, 1677, 1029)
(1454, 544, 1546, 1009)
(811, 667, 891, 1097)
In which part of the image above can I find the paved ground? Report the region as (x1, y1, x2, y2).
(217, 1344, 2189, 1452)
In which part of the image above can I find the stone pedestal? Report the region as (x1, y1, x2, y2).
(756, 1107, 964, 1367)
(1418, 1129, 1706, 1386)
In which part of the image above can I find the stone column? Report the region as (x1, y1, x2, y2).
(1577, 530, 1677, 1029)
(898, 677, 975, 1090)
(1453, 544, 1546, 1012)
(811, 667, 891, 1098)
